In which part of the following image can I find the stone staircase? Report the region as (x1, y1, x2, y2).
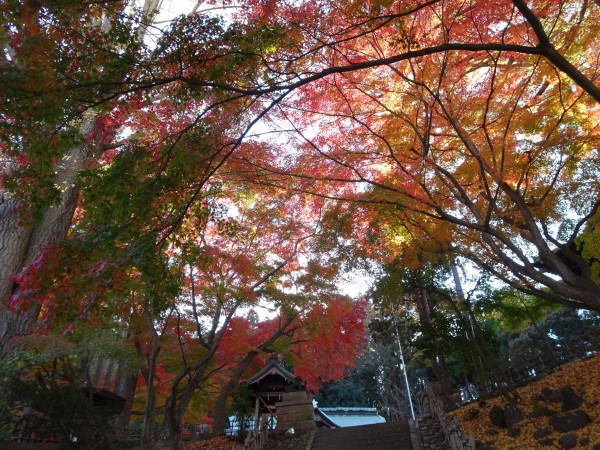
(418, 415, 450, 450)
(310, 420, 415, 450)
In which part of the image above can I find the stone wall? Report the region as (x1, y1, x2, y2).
(275, 391, 316, 436)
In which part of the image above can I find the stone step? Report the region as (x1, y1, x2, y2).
(418, 416, 451, 450)
(311, 420, 413, 450)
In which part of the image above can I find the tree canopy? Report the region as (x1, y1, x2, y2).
(1, 0, 599, 447)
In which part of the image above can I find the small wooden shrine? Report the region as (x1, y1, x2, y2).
(245, 355, 317, 436)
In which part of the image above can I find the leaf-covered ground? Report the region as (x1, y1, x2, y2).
(450, 354, 600, 449)
(158, 436, 243, 450)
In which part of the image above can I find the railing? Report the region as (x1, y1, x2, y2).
(9, 420, 107, 447)
(424, 383, 472, 450)
(9, 425, 58, 444)
(452, 330, 600, 405)
(121, 421, 218, 443)
(243, 415, 271, 450)
(504, 329, 600, 386)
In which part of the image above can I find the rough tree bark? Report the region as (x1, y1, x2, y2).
(211, 351, 259, 436)
(0, 0, 162, 358)
(0, 117, 103, 357)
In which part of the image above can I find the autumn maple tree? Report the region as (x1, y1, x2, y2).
(209, 296, 366, 435)
(233, 0, 600, 310)
(3, 0, 599, 350)
(177, 181, 368, 440)
(88, 175, 361, 447)
(1, 0, 599, 448)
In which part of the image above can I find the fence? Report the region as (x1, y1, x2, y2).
(460, 329, 600, 402)
(424, 329, 600, 449)
(505, 329, 600, 385)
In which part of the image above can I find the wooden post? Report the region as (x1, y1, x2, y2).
(254, 396, 260, 433)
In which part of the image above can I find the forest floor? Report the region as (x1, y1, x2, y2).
(157, 435, 243, 450)
(450, 353, 600, 449)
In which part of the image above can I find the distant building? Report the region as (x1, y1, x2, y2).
(318, 407, 386, 427)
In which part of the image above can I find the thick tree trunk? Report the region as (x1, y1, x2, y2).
(140, 361, 158, 450)
(212, 351, 259, 436)
(166, 357, 214, 450)
(117, 373, 139, 440)
(413, 288, 454, 399)
(212, 380, 239, 437)
(0, 197, 34, 355)
(0, 0, 164, 358)
(0, 117, 102, 357)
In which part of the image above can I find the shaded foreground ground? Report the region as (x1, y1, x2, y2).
(157, 421, 414, 450)
(451, 353, 600, 449)
(157, 436, 243, 450)
(311, 420, 413, 450)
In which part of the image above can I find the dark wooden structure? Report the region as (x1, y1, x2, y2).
(244, 355, 330, 447)
(245, 354, 306, 411)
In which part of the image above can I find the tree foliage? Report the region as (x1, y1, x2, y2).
(238, 0, 600, 310)
(1, 0, 600, 447)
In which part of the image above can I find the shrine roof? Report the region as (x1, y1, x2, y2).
(245, 355, 297, 385)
